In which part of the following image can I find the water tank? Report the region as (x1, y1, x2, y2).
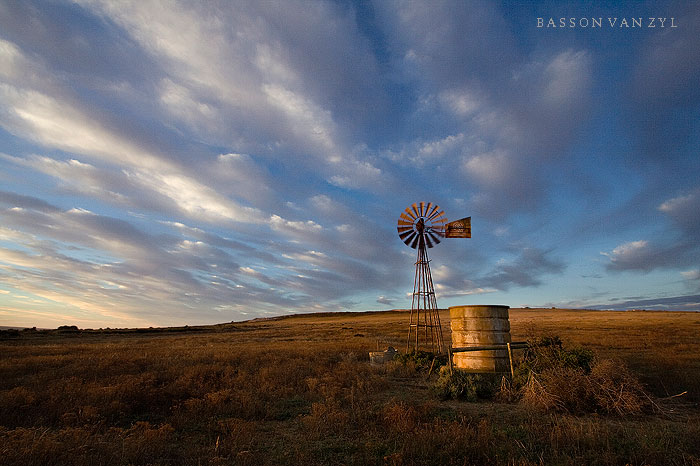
(449, 305, 511, 372)
(369, 346, 397, 365)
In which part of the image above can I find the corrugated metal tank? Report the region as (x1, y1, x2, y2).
(449, 305, 511, 372)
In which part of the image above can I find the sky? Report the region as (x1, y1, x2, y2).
(1, 0, 699, 329)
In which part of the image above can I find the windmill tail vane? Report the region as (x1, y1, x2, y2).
(445, 217, 471, 238)
(396, 202, 470, 354)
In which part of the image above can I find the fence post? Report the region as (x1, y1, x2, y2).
(447, 347, 453, 374)
(507, 342, 514, 378)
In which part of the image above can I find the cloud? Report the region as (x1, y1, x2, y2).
(210, 153, 276, 206)
(463, 149, 511, 186)
(269, 215, 323, 239)
(376, 295, 394, 306)
(595, 294, 700, 312)
(376, 0, 518, 88)
(424, 264, 489, 298)
(603, 240, 655, 272)
(0, 188, 410, 325)
(71, 0, 387, 192)
(480, 247, 565, 290)
(2, 193, 258, 314)
(0, 0, 392, 228)
(375, 2, 594, 219)
(2, 38, 368, 235)
(602, 239, 697, 273)
(0, 84, 270, 224)
(0, 190, 60, 213)
(659, 188, 700, 236)
(439, 91, 480, 117)
(601, 187, 700, 274)
(458, 50, 592, 217)
(0, 1, 154, 85)
(390, 133, 467, 168)
(548, 292, 700, 312)
(681, 269, 700, 290)
(628, 2, 700, 165)
(125, 169, 266, 224)
(0, 194, 280, 324)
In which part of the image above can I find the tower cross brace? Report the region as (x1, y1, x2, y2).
(406, 222, 444, 353)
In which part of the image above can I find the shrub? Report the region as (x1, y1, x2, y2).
(430, 367, 500, 401)
(515, 336, 652, 415)
(513, 336, 594, 387)
(521, 367, 593, 413)
(393, 350, 447, 372)
(393, 350, 434, 369)
(587, 358, 650, 415)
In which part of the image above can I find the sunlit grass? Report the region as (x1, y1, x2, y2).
(1, 309, 699, 465)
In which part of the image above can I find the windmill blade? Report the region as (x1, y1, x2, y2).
(399, 214, 415, 226)
(401, 230, 416, 241)
(409, 232, 420, 248)
(428, 209, 445, 221)
(403, 208, 416, 220)
(419, 201, 426, 217)
(424, 202, 436, 219)
(397, 226, 413, 234)
(428, 222, 446, 236)
(426, 206, 441, 220)
(397, 219, 414, 227)
(402, 232, 417, 247)
(411, 203, 420, 218)
(424, 232, 434, 248)
(427, 231, 442, 246)
(431, 216, 448, 225)
(399, 229, 414, 240)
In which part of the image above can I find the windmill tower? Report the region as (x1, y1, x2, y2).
(397, 202, 471, 354)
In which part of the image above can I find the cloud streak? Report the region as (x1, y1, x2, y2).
(1, 1, 698, 326)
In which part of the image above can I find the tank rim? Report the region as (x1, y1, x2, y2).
(448, 304, 509, 309)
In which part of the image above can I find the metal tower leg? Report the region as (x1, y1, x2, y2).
(406, 243, 444, 354)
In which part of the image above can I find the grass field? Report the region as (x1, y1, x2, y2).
(1, 308, 699, 465)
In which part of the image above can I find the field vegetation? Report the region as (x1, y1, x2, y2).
(1, 308, 699, 465)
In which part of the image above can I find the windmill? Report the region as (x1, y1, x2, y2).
(397, 202, 471, 354)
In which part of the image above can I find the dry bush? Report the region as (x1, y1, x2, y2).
(587, 358, 650, 415)
(521, 369, 590, 413)
(521, 358, 652, 415)
(495, 375, 519, 403)
(431, 366, 500, 401)
(511, 336, 653, 416)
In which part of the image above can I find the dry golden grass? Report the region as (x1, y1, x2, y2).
(509, 308, 700, 399)
(1, 308, 699, 465)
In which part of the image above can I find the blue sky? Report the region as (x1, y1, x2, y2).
(1, 0, 699, 328)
